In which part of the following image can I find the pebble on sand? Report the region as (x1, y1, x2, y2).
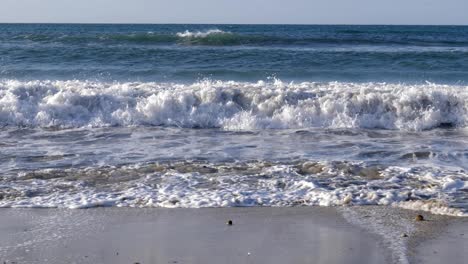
(415, 215, 424, 221)
(227, 220, 233, 225)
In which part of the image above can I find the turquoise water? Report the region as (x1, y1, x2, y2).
(0, 24, 467, 214)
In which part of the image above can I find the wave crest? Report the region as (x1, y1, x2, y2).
(175, 29, 247, 45)
(176, 29, 230, 38)
(0, 80, 467, 131)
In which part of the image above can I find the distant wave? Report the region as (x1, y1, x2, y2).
(1, 80, 467, 131)
(8, 30, 468, 47)
(176, 29, 230, 38)
(174, 29, 250, 45)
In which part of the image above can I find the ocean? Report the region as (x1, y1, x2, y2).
(0, 24, 467, 215)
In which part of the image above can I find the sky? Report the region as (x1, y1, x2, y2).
(1, 0, 467, 25)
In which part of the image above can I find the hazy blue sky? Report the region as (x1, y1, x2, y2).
(1, 0, 467, 25)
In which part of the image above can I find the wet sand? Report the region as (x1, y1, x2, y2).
(412, 217, 468, 264)
(0, 207, 465, 264)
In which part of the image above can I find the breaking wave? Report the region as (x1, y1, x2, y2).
(0, 79, 467, 131)
(174, 29, 248, 45)
(176, 29, 230, 38)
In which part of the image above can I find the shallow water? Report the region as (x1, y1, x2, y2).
(0, 126, 467, 214)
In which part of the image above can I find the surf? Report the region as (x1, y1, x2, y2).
(0, 79, 467, 131)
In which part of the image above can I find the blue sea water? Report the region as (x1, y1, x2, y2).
(1, 24, 468, 83)
(0, 24, 467, 215)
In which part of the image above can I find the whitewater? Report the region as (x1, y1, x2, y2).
(1, 79, 467, 131)
(1, 79, 467, 216)
(0, 24, 468, 216)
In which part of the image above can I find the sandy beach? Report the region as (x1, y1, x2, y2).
(413, 217, 468, 264)
(0, 206, 466, 264)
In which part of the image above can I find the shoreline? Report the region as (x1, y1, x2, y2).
(0, 206, 466, 264)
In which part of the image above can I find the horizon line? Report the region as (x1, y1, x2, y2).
(0, 22, 467, 26)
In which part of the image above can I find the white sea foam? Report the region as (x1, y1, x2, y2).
(1, 79, 467, 130)
(0, 161, 466, 216)
(176, 29, 229, 38)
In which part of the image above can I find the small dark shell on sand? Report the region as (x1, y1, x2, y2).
(415, 215, 424, 221)
(227, 220, 233, 225)
(401, 233, 408, 238)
